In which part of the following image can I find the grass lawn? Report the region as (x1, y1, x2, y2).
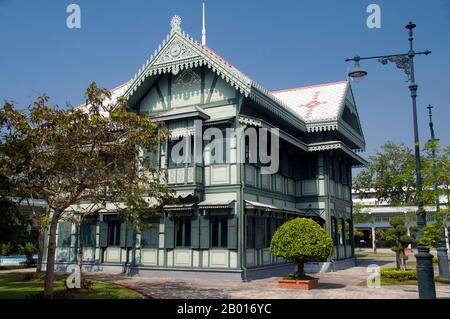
(381, 277, 450, 286)
(406, 261, 449, 267)
(380, 267, 450, 286)
(381, 278, 418, 285)
(355, 252, 396, 258)
(0, 272, 143, 299)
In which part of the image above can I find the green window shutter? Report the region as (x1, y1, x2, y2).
(141, 218, 159, 248)
(191, 215, 200, 249)
(99, 221, 108, 247)
(199, 215, 210, 249)
(164, 216, 175, 249)
(141, 226, 158, 248)
(271, 217, 276, 237)
(144, 146, 159, 169)
(255, 216, 263, 249)
(57, 222, 72, 248)
(227, 214, 238, 249)
(82, 223, 97, 247)
(119, 221, 127, 247)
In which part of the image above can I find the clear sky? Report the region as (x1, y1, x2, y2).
(1, 0, 449, 157)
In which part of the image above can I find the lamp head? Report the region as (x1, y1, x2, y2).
(348, 57, 368, 82)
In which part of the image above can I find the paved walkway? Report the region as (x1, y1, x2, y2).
(85, 257, 450, 299)
(0, 267, 36, 274)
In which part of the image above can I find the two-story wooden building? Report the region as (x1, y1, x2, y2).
(44, 15, 367, 280)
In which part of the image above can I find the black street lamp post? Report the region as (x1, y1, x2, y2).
(345, 22, 436, 299)
(427, 104, 450, 280)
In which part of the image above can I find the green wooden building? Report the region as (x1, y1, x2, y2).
(43, 15, 367, 280)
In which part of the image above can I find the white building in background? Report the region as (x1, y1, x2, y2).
(352, 189, 449, 250)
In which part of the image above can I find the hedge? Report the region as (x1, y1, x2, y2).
(380, 268, 417, 281)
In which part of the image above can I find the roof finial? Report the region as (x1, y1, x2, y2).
(201, 1, 206, 46)
(171, 15, 181, 34)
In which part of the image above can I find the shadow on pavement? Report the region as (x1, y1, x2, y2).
(317, 282, 346, 289)
(127, 281, 232, 299)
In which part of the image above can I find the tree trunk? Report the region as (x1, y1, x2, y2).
(43, 215, 60, 298)
(295, 262, 305, 277)
(77, 222, 84, 285)
(395, 251, 401, 270)
(399, 249, 406, 271)
(36, 229, 44, 272)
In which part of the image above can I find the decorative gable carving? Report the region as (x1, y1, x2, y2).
(153, 37, 198, 66)
(174, 69, 200, 86)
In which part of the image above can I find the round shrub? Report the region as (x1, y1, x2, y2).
(270, 217, 333, 277)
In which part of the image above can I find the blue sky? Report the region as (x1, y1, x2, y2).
(0, 0, 449, 157)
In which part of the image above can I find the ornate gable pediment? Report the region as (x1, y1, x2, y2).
(124, 15, 254, 103)
(152, 36, 199, 66)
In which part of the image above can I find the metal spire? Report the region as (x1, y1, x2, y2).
(427, 104, 435, 140)
(202, 1, 206, 46)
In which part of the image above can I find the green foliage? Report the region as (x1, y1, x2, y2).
(420, 141, 449, 248)
(18, 242, 37, 256)
(353, 229, 364, 239)
(353, 142, 417, 205)
(384, 216, 415, 270)
(81, 279, 94, 290)
(18, 242, 37, 266)
(0, 82, 174, 297)
(0, 198, 35, 253)
(0, 242, 13, 256)
(380, 268, 417, 281)
(0, 272, 142, 299)
(352, 203, 372, 224)
(270, 218, 333, 276)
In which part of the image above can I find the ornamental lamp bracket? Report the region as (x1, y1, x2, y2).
(378, 55, 411, 81)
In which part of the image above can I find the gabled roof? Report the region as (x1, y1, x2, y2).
(84, 16, 364, 152)
(271, 80, 348, 124)
(75, 81, 130, 116)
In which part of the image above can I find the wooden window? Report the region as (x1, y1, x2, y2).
(141, 218, 159, 248)
(143, 144, 160, 169)
(57, 222, 72, 248)
(107, 221, 121, 246)
(210, 216, 228, 248)
(245, 215, 255, 249)
(331, 217, 336, 246)
(210, 135, 227, 164)
(175, 216, 191, 248)
(81, 218, 97, 247)
(263, 217, 272, 247)
(302, 155, 317, 179)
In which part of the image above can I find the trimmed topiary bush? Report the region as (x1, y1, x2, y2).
(270, 217, 333, 277)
